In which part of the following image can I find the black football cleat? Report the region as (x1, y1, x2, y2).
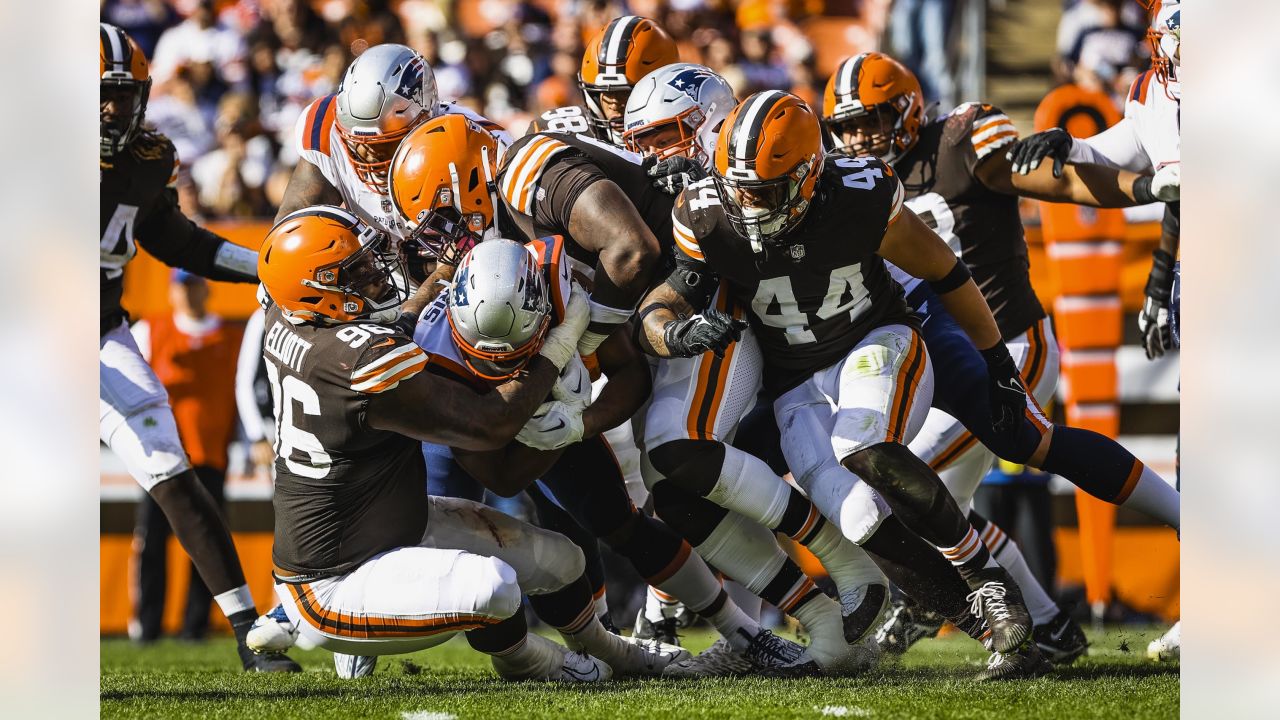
(1033, 609, 1089, 665)
(976, 640, 1054, 681)
(238, 642, 303, 673)
(965, 567, 1032, 653)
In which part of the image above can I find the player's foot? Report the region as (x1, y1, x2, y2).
(238, 642, 302, 673)
(334, 653, 377, 678)
(662, 638, 754, 678)
(975, 640, 1054, 681)
(840, 582, 890, 644)
(632, 611, 680, 647)
(1147, 620, 1180, 662)
(1033, 609, 1089, 665)
(246, 604, 298, 654)
(874, 599, 945, 655)
(741, 628, 822, 678)
(593, 633, 689, 677)
(965, 567, 1032, 653)
(494, 633, 612, 682)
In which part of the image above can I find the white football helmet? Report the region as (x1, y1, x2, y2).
(335, 44, 439, 191)
(448, 239, 551, 381)
(1149, 1, 1180, 97)
(621, 63, 736, 168)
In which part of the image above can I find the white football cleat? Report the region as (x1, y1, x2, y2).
(494, 633, 612, 682)
(597, 634, 690, 677)
(334, 653, 378, 678)
(245, 605, 298, 654)
(1147, 621, 1180, 662)
(662, 638, 753, 678)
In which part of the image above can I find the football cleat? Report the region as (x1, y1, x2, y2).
(237, 641, 302, 673)
(874, 599, 945, 656)
(975, 640, 1054, 681)
(633, 613, 680, 647)
(742, 628, 822, 678)
(662, 638, 753, 678)
(598, 634, 689, 676)
(965, 567, 1033, 653)
(334, 653, 378, 679)
(245, 604, 298, 654)
(1033, 609, 1089, 665)
(841, 582, 890, 644)
(1147, 620, 1180, 662)
(495, 633, 612, 682)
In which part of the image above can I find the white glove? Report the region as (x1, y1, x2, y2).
(516, 400, 585, 450)
(1151, 163, 1180, 202)
(551, 353, 593, 410)
(539, 281, 590, 370)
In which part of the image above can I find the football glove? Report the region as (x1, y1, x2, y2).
(540, 281, 590, 370)
(516, 400, 585, 451)
(1138, 249, 1176, 360)
(980, 343, 1029, 435)
(551, 353, 593, 410)
(1005, 128, 1072, 178)
(663, 308, 747, 358)
(645, 154, 707, 195)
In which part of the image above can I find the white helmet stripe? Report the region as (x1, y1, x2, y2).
(839, 54, 865, 99)
(603, 15, 641, 67)
(732, 90, 785, 164)
(103, 24, 125, 72)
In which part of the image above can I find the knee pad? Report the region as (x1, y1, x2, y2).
(478, 557, 523, 622)
(647, 439, 726, 497)
(650, 480, 730, 547)
(520, 524, 587, 594)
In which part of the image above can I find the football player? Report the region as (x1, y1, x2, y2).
(255, 205, 653, 681)
(527, 16, 679, 146)
(639, 91, 1043, 663)
(389, 117, 860, 677)
(822, 51, 1181, 664)
(99, 23, 298, 673)
(1006, 0, 1182, 661)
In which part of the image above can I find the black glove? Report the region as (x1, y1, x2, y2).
(1138, 249, 1176, 360)
(1005, 128, 1073, 178)
(980, 343, 1028, 435)
(645, 154, 707, 195)
(663, 308, 747, 358)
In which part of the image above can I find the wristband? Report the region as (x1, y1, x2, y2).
(979, 342, 1014, 369)
(929, 259, 972, 295)
(1133, 175, 1156, 205)
(1145, 249, 1176, 301)
(214, 241, 260, 280)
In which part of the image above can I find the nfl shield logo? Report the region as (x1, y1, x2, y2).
(788, 244, 805, 261)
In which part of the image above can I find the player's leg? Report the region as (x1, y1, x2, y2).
(420, 495, 687, 676)
(100, 323, 298, 672)
(131, 493, 170, 643)
(525, 484, 613, 628)
(179, 465, 226, 640)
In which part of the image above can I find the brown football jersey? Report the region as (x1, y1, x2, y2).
(890, 102, 1046, 340)
(671, 156, 915, 393)
(263, 301, 431, 581)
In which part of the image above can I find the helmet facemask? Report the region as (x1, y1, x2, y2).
(580, 82, 632, 144)
(826, 95, 917, 163)
(100, 78, 150, 157)
(337, 121, 422, 193)
(714, 154, 818, 253)
(623, 107, 706, 163)
(303, 231, 408, 323)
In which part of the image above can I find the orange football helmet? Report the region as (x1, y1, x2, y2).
(259, 206, 407, 323)
(389, 114, 501, 276)
(100, 23, 152, 157)
(713, 91, 822, 251)
(579, 16, 679, 144)
(822, 52, 924, 162)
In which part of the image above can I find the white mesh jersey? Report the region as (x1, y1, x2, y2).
(1070, 68, 1179, 174)
(294, 95, 513, 244)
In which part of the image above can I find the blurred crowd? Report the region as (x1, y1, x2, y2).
(1055, 0, 1153, 101)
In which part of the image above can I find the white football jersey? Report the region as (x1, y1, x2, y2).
(1072, 69, 1179, 174)
(294, 96, 513, 246)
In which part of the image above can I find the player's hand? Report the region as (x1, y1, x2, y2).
(1139, 249, 1176, 360)
(980, 343, 1028, 435)
(1005, 128, 1072, 177)
(516, 400, 585, 450)
(540, 281, 590, 370)
(1151, 163, 1180, 202)
(644, 154, 707, 195)
(435, 233, 479, 267)
(250, 440, 275, 470)
(662, 308, 747, 358)
(551, 353, 593, 410)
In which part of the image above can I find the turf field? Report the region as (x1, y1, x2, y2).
(101, 626, 1178, 719)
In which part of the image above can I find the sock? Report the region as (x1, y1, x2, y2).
(528, 573, 595, 632)
(467, 603, 530, 654)
(698, 590, 761, 651)
(489, 634, 559, 680)
(724, 580, 763, 622)
(1040, 427, 1180, 530)
(705, 445, 794, 527)
(789, 592, 848, 666)
(794, 518, 887, 607)
(593, 587, 610, 621)
(214, 584, 256, 618)
(650, 542, 723, 614)
(975, 518, 1059, 625)
(693, 510, 788, 594)
(644, 586, 682, 623)
(936, 526, 997, 581)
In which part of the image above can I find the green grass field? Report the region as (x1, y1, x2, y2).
(101, 626, 1178, 719)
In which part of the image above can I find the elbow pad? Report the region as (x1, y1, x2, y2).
(577, 299, 634, 356)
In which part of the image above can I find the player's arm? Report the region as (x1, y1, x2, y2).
(567, 179, 664, 350)
(275, 159, 342, 222)
(582, 324, 650, 439)
(975, 150, 1165, 207)
(134, 184, 258, 283)
(879, 206, 1027, 433)
(452, 436, 567, 497)
(402, 264, 457, 317)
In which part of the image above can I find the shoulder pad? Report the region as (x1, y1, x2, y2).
(498, 133, 573, 215)
(1128, 69, 1155, 106)
(298, 94, 338, 156)
(348, 330, 428, 394)
(526, 235, 573, 323)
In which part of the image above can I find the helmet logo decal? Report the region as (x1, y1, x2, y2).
(665, 67, 715, 102)
(396, 57, 426, 106)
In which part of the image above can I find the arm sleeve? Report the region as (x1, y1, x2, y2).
(666, 198, 719, 310)
(1069, 116, 1152, 173)
(235, 309, 269, 442)
(133, 188, 259, 283)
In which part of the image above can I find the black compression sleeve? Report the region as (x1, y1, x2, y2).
(928, 258, 972, 295)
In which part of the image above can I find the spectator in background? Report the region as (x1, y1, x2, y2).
(737, 28, 793, 96)
(150, 0, 248, 88)
(130, 271, 245, 643)
(414, 29, 473, 103)
(191, 93, 276, 217)
(144, 74, 216, 167)
(1073, 22, 1147, 104)
(101, 0, 179, 57)
(1054, 0, 1148, 84)
(889, 0, 956, 109)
